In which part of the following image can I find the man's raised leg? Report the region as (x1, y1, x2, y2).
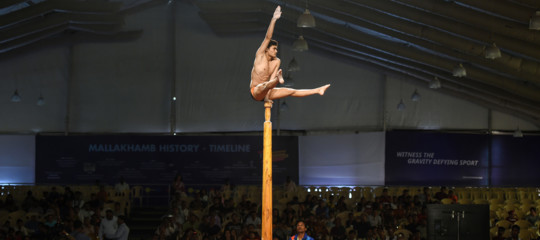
(267, 84, 330, 100)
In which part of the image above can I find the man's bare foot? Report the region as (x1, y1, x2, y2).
(318, 84, 330, 95)
(277, 69, 284, 84)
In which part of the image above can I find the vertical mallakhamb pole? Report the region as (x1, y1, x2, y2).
(262, 101, 273, 240)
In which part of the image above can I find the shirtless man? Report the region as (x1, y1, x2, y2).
(250, 6, 330, 102)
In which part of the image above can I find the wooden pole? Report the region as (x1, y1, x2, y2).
(262, 101, 273, 240)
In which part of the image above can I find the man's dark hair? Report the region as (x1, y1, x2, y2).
(118, 215, 126, 221)
(296, 220, 307, 229)
(268, 39, 278, 49)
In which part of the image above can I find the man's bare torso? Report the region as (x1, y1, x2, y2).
(250, 54, 279, 89)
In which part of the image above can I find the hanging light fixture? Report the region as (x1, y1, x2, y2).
(513, 127, 523, 138)
(397, 99, 406, 111)
(37, 93, 45, 106)
(293, 36, 308, 52)
(288, 57, 300, 72)
(429, 77, 441, 89)
(452, 63, 467, 77)
(280, 101, 289, 111)
(297, 0, 316, 28)
(485, 43, 501, 59)
(10, 89, 21, 102)
(529, 11, 540, 30)
(411, 89, 421, 102)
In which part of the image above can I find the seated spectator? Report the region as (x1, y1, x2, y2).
(354, 214, 371, 239)
(447, 190, 458, 204)
(525, 207, 540, 225)
(335, 196, 348, 212)
(114, 177, 130, 196)
(64, 186, 75, 201)
(225, 213, 242, 233)
(330, 217, 347, 240)
(397, 189, 411, 205)
(96, 185, 109, 207)
(285, 176, 297, 193)
(4, 194, 19, 212)
(314, 200, 329, 219)
(492, 227, 505, 240)
(244, 231, 260, 240)
(244, 211, 261, 229)
(379, 189, 392, 204)
(182, 215, 200, 233)
(220, 229, 237, 240)
(434, 187, 448, 202)
(79, 203, 94, 222)
(44, 212, 59, 228)
(346, 229, 358, 240)
(416, 187, 432, 205)
(24, 213, 41, 234)
(113, 202, 123, 217)
(47, 187, 61, 204)
(506, 225, 520, 240)
(506, 210, 518, 224)
(21, 191, 38, 211)
(13, 219, 29, 237)
(72, 191, 85, 209)
(71, 220, 91, 240)
(82, 217, 96, 239)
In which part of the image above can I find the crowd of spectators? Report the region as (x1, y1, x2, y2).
(150, 182, 473, 240)
(2, 178, 538, 240)
(0, 179, 130, 240)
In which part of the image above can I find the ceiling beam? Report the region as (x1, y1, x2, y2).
(0, 0, 123, 29)
(304, 0, 540, 87)
(0, 0, 28, 9)
(454, 0, 534, 24)
(0, 13, 123, 45)
(345, 0, 540, 60)
(393, 0, 540, 44)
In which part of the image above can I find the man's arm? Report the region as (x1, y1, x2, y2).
(256, 6, 281, 55)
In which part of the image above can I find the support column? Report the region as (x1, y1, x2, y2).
(262, 101, 273, 240)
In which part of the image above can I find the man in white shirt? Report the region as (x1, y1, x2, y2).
(99, 209, 118, 240)
(106, 215, 130, 240)
(244, 211, 262, 228)
(114, 177, 130, 196)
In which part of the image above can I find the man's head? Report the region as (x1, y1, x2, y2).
(296, 220, 307, 234)
(266, 40, 278, 58)
(511, 225, 520, 238)
(106, 209, 114, 220)
(497, 227, 505, 236)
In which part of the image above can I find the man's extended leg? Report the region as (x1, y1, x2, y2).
(267, 84, 330, 100)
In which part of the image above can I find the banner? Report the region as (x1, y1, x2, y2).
(36, 135, 298, 186)
(385, 131, 489, 186)
(491, 135, 540, 186)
